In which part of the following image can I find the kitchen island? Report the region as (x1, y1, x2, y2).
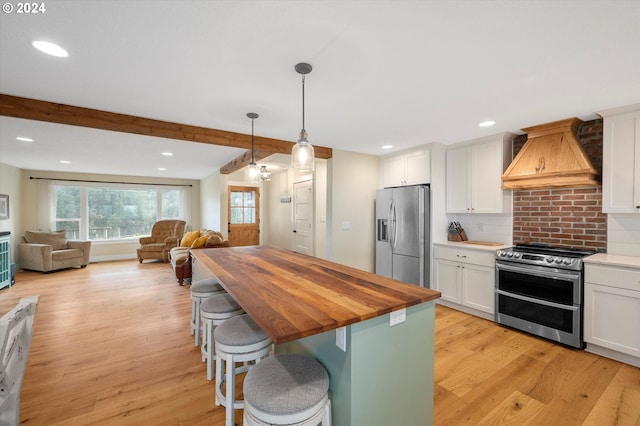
(192, 245, 441, 425)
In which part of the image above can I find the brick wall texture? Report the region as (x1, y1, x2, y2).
(511, 118, 606, 251)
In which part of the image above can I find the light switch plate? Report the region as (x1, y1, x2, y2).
(390, 308, 406, 326)
(336, 326, 346, 352)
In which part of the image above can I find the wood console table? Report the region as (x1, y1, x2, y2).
(192, 245, 441, 425)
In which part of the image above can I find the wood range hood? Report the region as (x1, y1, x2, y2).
(501, 117, 600, 190)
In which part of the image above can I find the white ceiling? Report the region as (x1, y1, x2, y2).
(1, 1, 639, 180)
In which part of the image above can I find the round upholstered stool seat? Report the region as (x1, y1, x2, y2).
(190, 278, 225, 346)
(200, 293, 244, 380)
(214, 314, 273, 426)
(243, 354, 331, 426)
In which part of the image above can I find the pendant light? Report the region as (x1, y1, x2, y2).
(291, 62, 315, 171)
(259, 165, 271, 182)
(245, 112, 261, 184)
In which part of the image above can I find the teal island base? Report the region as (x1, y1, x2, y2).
(281, 301, 436, 426)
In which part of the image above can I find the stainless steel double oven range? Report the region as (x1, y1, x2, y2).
(495, 244, 596, 349)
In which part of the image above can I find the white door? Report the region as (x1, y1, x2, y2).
(292, 180, 313, 255)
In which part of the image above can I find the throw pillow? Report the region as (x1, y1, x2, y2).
(190, 235, 209, 249)
(206, 234, 224, 246)
(180, 230, 200, 247)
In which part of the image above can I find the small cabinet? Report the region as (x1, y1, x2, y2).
(382, 149, 430, 187)
(433, 245, 495, 317)
(445, 133, 513, 214)
(584, 263, 640, 362)
(0, 233, 10, 290)
(600, 105, 640, 213)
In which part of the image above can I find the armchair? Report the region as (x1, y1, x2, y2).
(18, 230, 91, 272)
(137, 220, 186, 263)
(168, 229, 229, 285)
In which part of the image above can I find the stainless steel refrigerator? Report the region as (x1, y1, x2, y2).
(375, 185, 430, 287)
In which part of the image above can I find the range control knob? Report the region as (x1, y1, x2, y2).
(546, 256, 555, 263)
(555, 257, 563, 264)
(563, 258, 573, 265)
(507, 251, 514, 257)
(498, 250, 506, 257)
(514, 252, 521, 259)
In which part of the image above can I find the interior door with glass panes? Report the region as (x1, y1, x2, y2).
(228, 186, 260, 247)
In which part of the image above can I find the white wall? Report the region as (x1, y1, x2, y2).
(263, 169, 293, 250)
(199, 169, 222, 232)
(0, 162, 23, 264)
(327, 150, 379, 272)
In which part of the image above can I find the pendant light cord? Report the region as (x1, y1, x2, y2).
(251, 118, 255, 163)
(301, 74, 306, 132)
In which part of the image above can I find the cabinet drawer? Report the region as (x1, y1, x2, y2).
(586, 264, 640, 291)
(434, 245, 495, 267)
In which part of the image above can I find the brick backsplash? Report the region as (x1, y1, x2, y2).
(513, 188, 606, 250)
(512, 118, 606, 250)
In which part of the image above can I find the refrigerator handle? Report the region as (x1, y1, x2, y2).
(390, 202, 397, 250)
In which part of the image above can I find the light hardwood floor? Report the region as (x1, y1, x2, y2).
(1, 260, 639, 425)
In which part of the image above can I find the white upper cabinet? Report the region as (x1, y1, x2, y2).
(446, 133, 513, 214)
(600, 105, 640, 213)
(382, 149, 430, 188)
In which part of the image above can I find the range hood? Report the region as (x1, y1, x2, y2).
(501, 117, 600, 190)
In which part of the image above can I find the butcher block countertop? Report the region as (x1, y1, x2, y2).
(192, 245, 441, 344)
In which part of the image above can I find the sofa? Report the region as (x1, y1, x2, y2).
(18, 230, 91, 272)
(137, 220, 186, 263)
(169, 229, 229, 285)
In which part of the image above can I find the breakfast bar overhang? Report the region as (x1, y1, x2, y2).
(192, 245, 441, 425)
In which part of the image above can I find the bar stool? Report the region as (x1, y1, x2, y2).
(190, 278, 225, 346)
(214, 314, 273, 426)
(200, 293, 244, 380)
(243, 353, 331, 426)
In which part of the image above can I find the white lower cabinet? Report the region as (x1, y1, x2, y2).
(434, 245, 495, 319)
(584, 263, 640, 366)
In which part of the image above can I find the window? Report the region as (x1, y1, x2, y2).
(230, 189, 256, 224)
(50, 184, 188, 241)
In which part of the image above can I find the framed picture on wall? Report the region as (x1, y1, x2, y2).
(0, 194, 8, 220)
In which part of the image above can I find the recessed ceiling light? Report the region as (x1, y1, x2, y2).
(32, 40, 69, 58)
(60, 160, 71, 164)
(382, 145, 393, 150)
(16, 136, 34, 142)
(161, 152, 173, 156)
(158, 167, 166, 171)
(479, 120, 496, 127)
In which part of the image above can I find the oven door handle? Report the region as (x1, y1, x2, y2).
(496, 289, 579, 311)
(495, 262, 580, 282)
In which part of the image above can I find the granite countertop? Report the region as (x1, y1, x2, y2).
(584, 253, 640, 269)
(433, 241, 513, 252)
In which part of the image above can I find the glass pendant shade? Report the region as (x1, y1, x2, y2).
(245, 162, 261, 184)
(292, 132, 315, 171)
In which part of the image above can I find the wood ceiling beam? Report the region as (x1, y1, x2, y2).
(220, 150, 273, 175)
(0, 94, 332, 174)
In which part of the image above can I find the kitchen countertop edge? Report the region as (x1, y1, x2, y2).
(584, 253, 640, 269)
(433, 241, 513, 252)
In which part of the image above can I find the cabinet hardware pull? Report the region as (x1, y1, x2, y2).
(456, 254, 467, 258)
